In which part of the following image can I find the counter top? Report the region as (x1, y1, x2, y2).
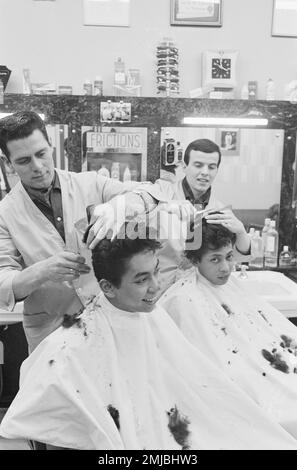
(0, 303, 23, 324)
(233, 270, 297, 318)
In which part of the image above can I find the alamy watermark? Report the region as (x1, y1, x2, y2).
(108, 199, 203, 251)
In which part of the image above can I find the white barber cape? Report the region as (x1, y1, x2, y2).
(1, 293, 296, 450)
(161, 269, 297, 439)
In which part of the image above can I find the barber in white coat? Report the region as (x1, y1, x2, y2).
(142, 139, 251, 291)
(0, 111, 165, 352)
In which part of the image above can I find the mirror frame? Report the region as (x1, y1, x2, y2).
(1, 94, 296, 258)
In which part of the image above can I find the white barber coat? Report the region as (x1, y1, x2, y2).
(142, 178, 245, 292)
(0, 169, 160, 352)
(0, 293, 296, 450)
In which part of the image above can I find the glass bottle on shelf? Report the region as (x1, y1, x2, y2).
(22, 68, 31, 94)
(97, 165, 110, 178)
(111, 162, 120, 181)
(248, 227, 255, 239)
(93, 76, 103, 96)
(130, 169, 138, 181)
(83, 79, 93, 95)
(114, 58, 126, 85)
(240, 84, 249, 99)
(261, 218, 271, 253)
(279, 246, 292, 267)
(266, 78, 275, 101)
(176, 141, 183, 162)
(123, 165, 131, 182)
(248, 81, 258, 100)
(264, 220, 279, 268)
(249, 230, 264, 269)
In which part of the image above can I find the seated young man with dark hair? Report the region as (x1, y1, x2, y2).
(0, 225, 296, 449)
(161, 220, 297, 439)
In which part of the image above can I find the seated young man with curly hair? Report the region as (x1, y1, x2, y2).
(161, 220, 297, 439)
(0, 225, 296, 450)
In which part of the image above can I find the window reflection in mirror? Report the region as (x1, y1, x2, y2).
(0, 124, 69, 200)
(160, 127, 284, 231)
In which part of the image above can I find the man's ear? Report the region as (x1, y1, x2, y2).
(99, 279, 116, 298)
(2, 155, 12, 168)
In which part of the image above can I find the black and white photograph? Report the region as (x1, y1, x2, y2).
(100, 101, 131, 123)
(217, 128, 240, 156)
(1, 0, 297, 457)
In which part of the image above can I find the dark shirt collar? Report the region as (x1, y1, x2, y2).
(23, 170, 60, 198)
(182, 176, 211, 208)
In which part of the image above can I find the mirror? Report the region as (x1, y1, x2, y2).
(160, 127, 284, 230)
(0, 124, 69, 200)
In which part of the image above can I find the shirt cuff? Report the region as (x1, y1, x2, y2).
(133, 183, 169, 204)
(0, 270, 20, 311)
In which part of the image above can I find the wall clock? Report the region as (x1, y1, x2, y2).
(202, 50, 238, 89)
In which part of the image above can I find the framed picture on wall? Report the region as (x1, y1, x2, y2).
(216, 128, 240, 157)
(272, 0, 297, 37)
(100, 102, 131, 123)
(170, 0, 222, 26)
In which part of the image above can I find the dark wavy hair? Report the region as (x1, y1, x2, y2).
(185, 218, 236, 265)
(90, 224, 161, 287)
(183, 138, 221, 167)
(0, 111, 50, 161)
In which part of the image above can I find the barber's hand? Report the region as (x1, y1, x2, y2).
(37, 252, 91, 284)
(159, 200, 197, 222)
(85, 197, 126, 250)
(205, 208, 246, 234)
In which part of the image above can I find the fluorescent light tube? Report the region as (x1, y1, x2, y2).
(183, 117, 268, 126)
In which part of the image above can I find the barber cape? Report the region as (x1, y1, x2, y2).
(161, 269, 297, 439)
(1, 294, 296, 449)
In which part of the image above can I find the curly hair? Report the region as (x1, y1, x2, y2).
(185, 218, 236, 265)
(91, 224, 162, 287)
(0, 111, 50, 161)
